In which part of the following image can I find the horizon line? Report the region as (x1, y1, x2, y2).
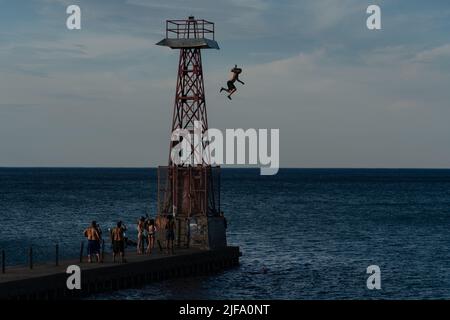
(1, 166, 450, 170)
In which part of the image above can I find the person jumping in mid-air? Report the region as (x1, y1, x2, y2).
(220, 65, 245, 100)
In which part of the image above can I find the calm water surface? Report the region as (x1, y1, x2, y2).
(1, 168, 449, 299)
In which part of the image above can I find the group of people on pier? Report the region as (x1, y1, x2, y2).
(83, 215, 176, 263)
(136, 215, 156, 255)
(136, 215, 175, 255)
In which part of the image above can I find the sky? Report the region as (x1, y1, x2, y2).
(0, 0, 450, 168)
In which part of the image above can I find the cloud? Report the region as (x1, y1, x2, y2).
(1, 0, 450, 167)
(127, 0, 269, 11)
(301, 0, 364, 32)
(125, 0, 273, 39)
(205, 46, 450, 167)
(0, 103, 40, 109)
(26, 34, 159, 59)
(414, 44, 450, 63)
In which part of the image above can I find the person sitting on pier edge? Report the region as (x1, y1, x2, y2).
(111, 221, 127, 263)
(165, 215, 176, 254)
(83, 221, 101, 263)
(146, 218, 156, 255)
(137, 217, 146, 255)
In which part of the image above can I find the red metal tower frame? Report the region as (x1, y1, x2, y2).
(170, 47, 209, 166)
(156, 17, 220, 223)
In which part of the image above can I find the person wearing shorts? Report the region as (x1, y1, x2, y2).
(226, 80, 236, 92)
(220, 65, 245, 100)
(146, 219, 156, 254)
(84, 221, 101, 263)
(111, 221, 126, 263)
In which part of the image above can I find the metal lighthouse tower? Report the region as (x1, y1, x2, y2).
(155, 17, 226, 250)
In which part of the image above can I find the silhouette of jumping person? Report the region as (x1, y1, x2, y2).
(220, 65, 244, 100)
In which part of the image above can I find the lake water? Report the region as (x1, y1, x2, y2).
(1, 168, 449, 299)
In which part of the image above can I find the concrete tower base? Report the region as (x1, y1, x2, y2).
(156, 215, 227, 250)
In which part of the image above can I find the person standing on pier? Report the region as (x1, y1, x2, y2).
(137, 217, 146, 255)
(165, 215, 176, 254)
(111, 221, 126, 263)
(95, 222, 103, 259)
(95, 222, 103, 240)
(146, 219, 156, 254)
(83, 221, 101, 263)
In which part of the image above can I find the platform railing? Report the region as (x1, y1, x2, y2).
(0, 240, 111, 273)
(165, 19, 215, 40)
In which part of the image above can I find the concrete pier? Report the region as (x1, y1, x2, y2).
(0, 246, 240, 300)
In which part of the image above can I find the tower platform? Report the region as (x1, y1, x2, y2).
(156, 17, 219, 49)
(156, 38, 219, 49)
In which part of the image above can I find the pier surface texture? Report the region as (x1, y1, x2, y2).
(0, 246, 240, 300)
